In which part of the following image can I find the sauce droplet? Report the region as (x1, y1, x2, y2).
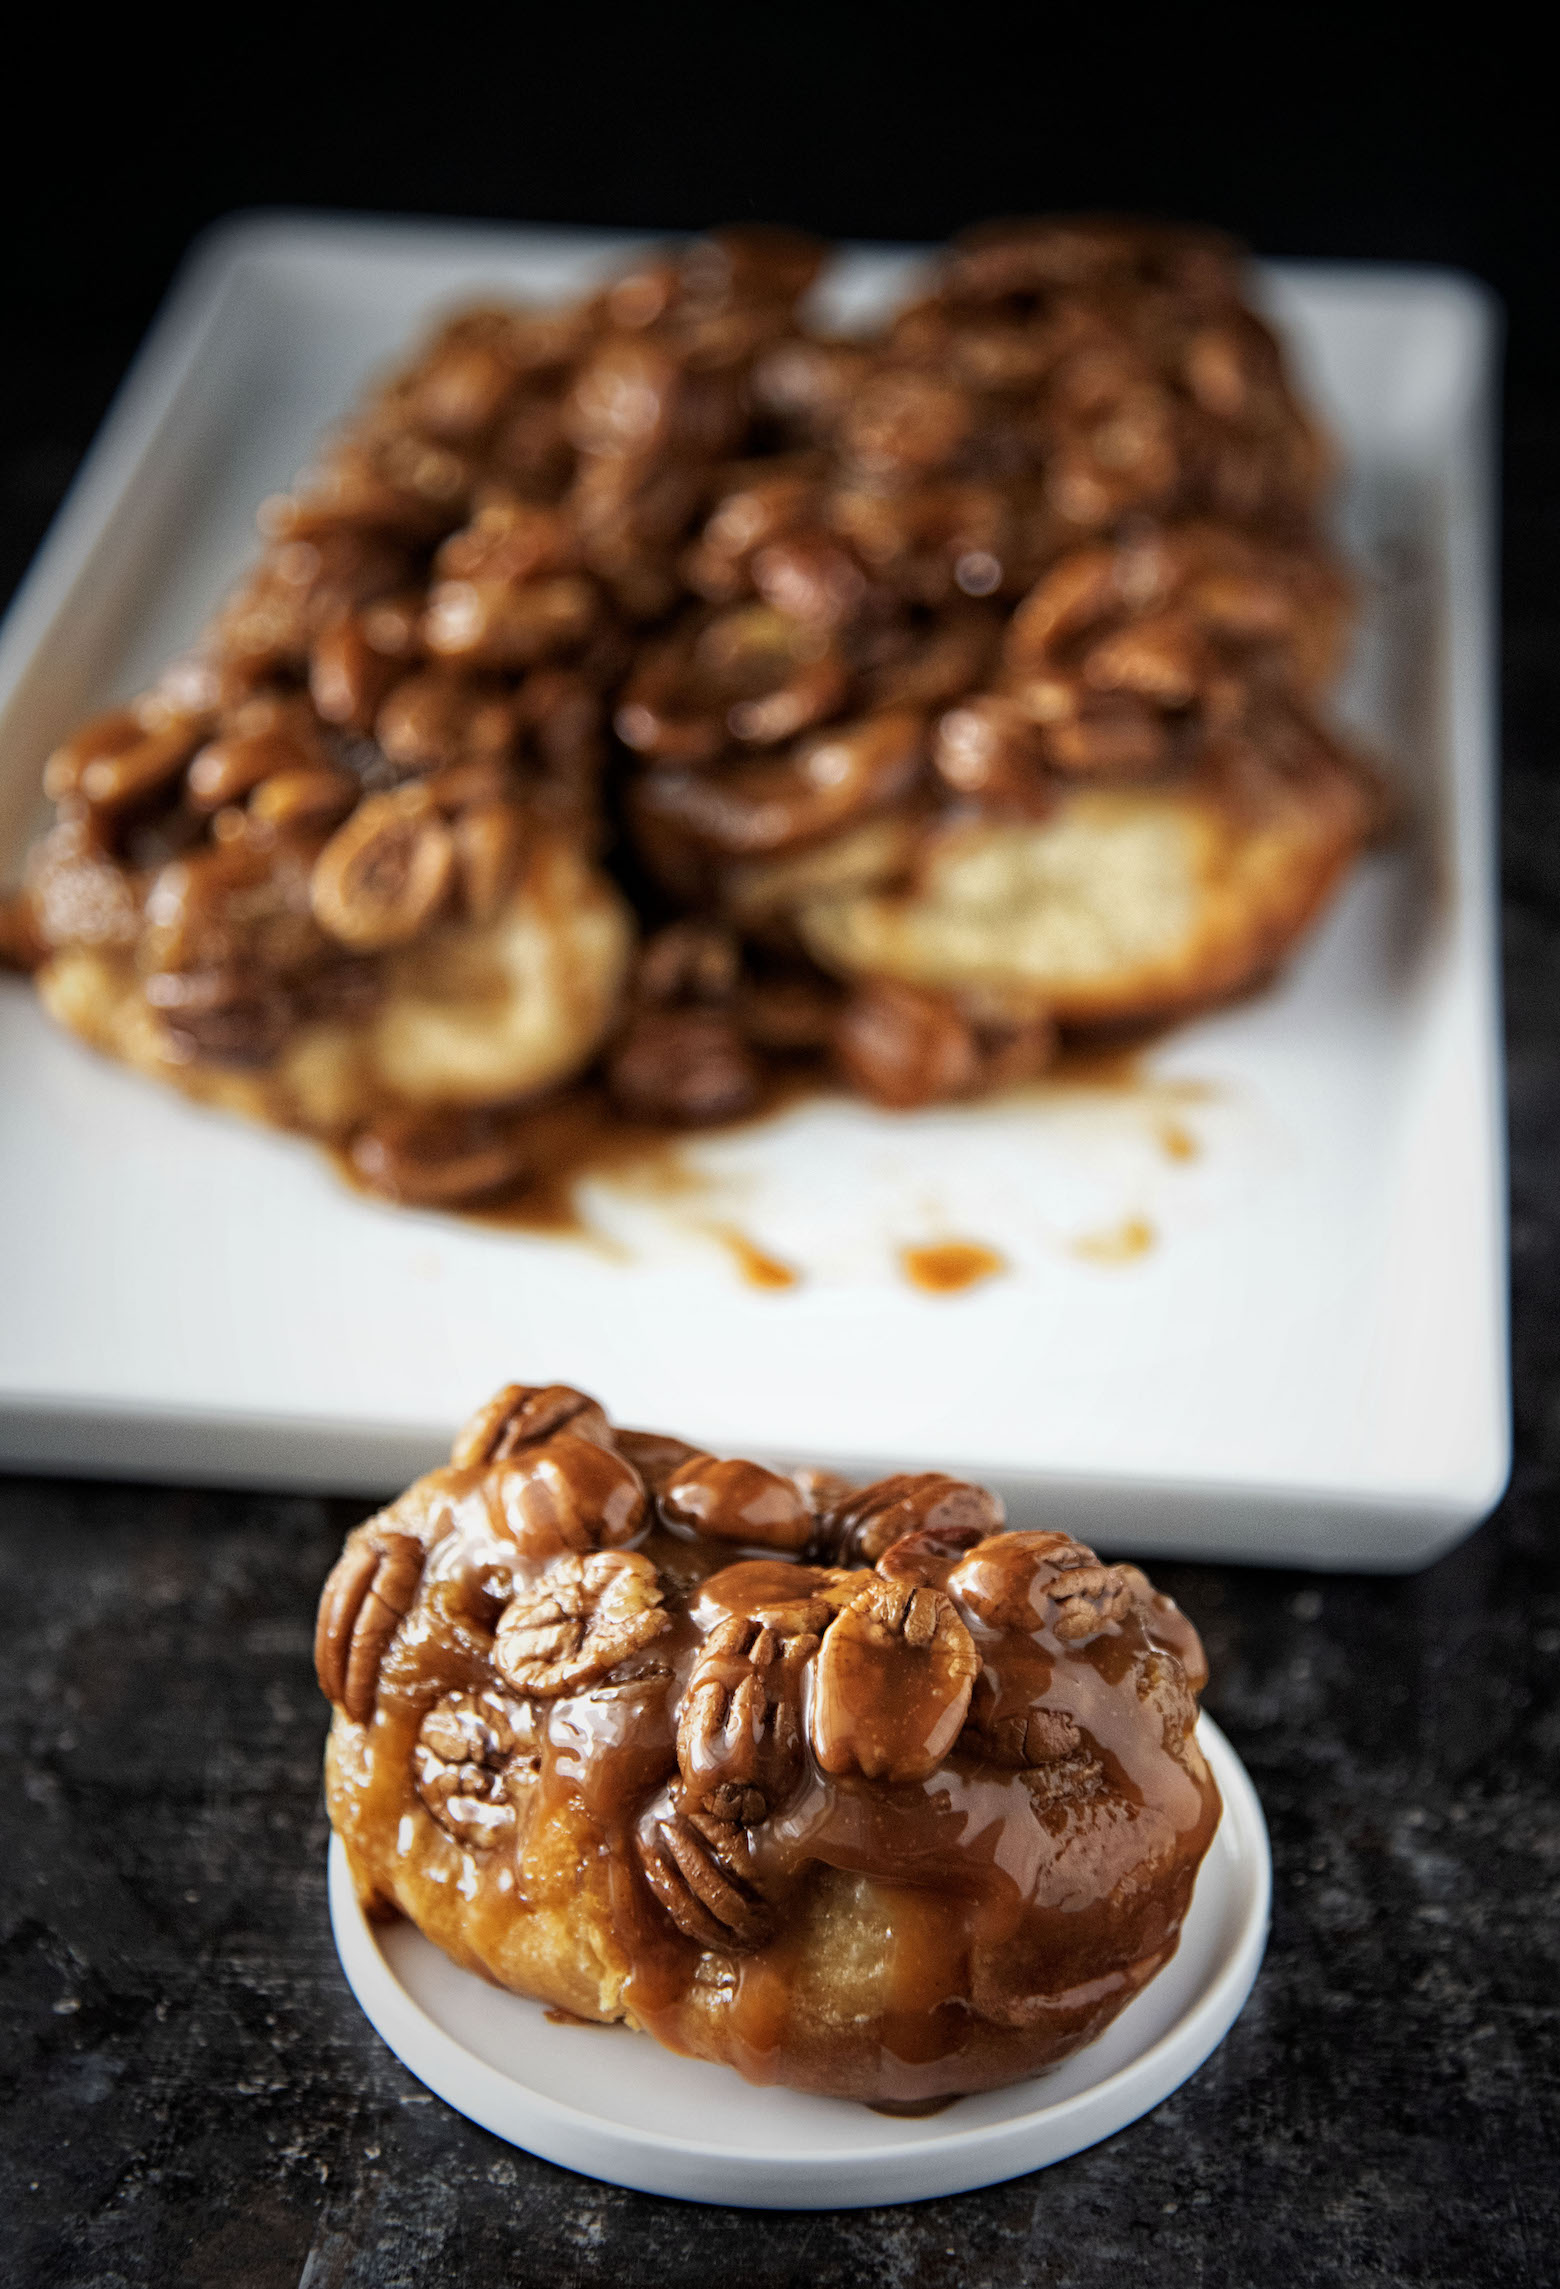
(901, 1241, 1006, 1294)
(1072, 1215, 1156, 1264)
(1159, 1119, 1200, 1162)
(708, 1224, 800, 1290)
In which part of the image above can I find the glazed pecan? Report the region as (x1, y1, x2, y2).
(833, 979, 1055, 1110)
(247, 767, 358, 831)
(1000, 523, 1347, 779)
(614, 605, 848, 764)
(142, 967, 294, 1067)
(422, 572, 598, 671)
(932, 696, 1048, 804)
(658, 1455, 813, 1551)
(606, 1006, 760, 1126)
(612, 1429, 704, 1494)
(810, 1574, 979, 1782)
(633, 707, 923, 859)
(492, 1549, 669, 1696)
(681, 463, 821, 602)
(309, 610, 404, 734)
(636, 1798, 773, 1950)
(832, 979, 979, 1107)
(309, 785, 455, 951)
(634, 919, 743, 1007)
(315, 1528, 424, 1722)
(821, 1471, 1004, 1566)
(450, 1383, 612, 1469)
(141, 835, 325, 978)
(487, 1434, 647, 1557)
(45, 710, 206, 818)
(413, 1686, 542, 1849)
(374, 670, 517, 774)
(874, 1519, 992, 1592)
(947, 1530, 1138, 1643)
(676, 1612, 817, 1820)
(348, 1108, 533, 1207)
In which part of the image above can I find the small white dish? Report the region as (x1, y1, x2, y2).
(327, 1713, 1269, 2208)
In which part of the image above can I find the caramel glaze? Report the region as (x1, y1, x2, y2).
(328, 1038, 1200, 1244)
(320, 1389, 1220, 2106)
(901, 1241, 1006, 1294)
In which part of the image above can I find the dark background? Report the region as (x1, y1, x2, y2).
(4, 18, 1558, 2288)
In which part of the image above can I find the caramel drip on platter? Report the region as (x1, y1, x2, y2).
(705, 1224, 800, 1290)
(901, 1241, 1006, 1293)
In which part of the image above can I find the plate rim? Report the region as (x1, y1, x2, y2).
(326, 1711, 1271, 2207)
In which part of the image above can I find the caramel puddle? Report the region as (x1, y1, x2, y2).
(1071, 1215, 1156, 1264)
(902, 1241, 1007, 1294)
(331, 1037, 1211, 1250)
(707, 1223, 800, 1291)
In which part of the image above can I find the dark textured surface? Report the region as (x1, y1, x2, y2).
(3, 347, 1559, 2289)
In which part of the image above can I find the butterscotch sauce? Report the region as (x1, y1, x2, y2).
(330, 1032, 1214, 1260)
(705, 1224, 800, 1290)
(901, 1241, 1007, 1294)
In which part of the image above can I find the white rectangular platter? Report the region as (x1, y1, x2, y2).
(0, 213, 1509, 1568)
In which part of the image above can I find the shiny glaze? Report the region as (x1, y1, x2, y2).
(901, 1240, 1007, 1293)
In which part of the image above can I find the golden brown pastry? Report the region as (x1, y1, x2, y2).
(318, 1381, 1221, 2105)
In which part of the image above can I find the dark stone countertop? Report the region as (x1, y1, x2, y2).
(2, 366, 1557, 2289)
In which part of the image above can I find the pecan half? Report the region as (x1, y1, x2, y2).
(487, 1433, 647, 1556)
(947, 1530, 1138, 1642)
(493, 1550, 669, 1696)
(634, 707, 924, 860)
(833, 981, 1055, 1110)
(810, 1574, 979, 1782)
(315, 1528, 424, 1722)
(659, 1454, 812, 1551)
(347, 1107, 532, 1208)
(822, 1472, 1004, 1567)
(636, 1799, 773, 1950)
(613, 1429, 704, 1495)
(413, 1686, 542, 1849)
(874, 1519, 992, 1592)
(676, 1612, 817, 1820)
(450, 1382, 612, 1469)
(606, 1006, 761, 1126)
(310, 784, 455, 951)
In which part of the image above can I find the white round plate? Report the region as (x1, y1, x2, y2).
(328, 1714, 1269, 2208)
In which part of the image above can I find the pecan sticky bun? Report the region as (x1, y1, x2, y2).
(12, 215, 1383, 1193)
(318, 1378, 1220, 2105)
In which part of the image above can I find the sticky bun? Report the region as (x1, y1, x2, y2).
(318, 1380, 1221, 2104)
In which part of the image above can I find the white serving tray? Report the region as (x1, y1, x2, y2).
(0, 213, 1509, 1568)
(329, 1714, 1269, 2208)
